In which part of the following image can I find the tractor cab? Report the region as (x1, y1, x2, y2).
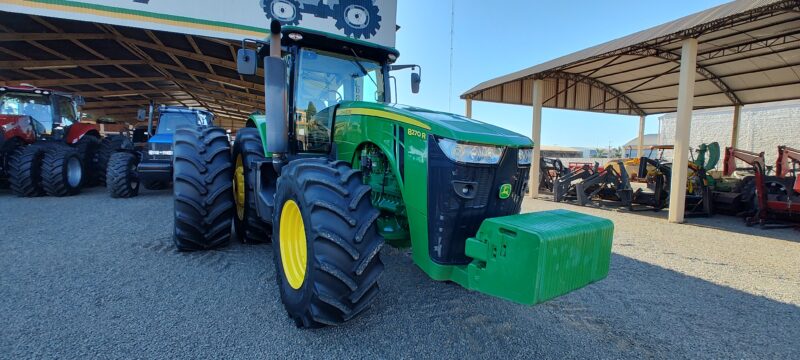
(241, 26, 410, 155)
(0, 86, 89, 143)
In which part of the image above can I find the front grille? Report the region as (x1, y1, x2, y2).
(427, 138, 529, 265)
(147, 142, 172, 161)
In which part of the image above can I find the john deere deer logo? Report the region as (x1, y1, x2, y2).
(499, 184, 512, 199)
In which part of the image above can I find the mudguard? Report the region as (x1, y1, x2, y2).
(455, 209, 613, 305)
(0, 114, 37, 145)
(65, 123, 100, 144)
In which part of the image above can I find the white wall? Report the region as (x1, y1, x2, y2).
(658, 100, 800, 166)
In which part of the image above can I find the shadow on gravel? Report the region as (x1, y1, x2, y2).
(534, 194, 800, 243)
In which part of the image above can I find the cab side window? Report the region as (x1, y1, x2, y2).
(57, 96, 76, 126)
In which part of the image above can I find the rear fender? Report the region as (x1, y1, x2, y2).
(65, 123, 100, 144)
(246, 114, 272, 157)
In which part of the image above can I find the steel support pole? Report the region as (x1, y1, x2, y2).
(637, 115, 646, 158)
(465, 98, 472, 118)
(731, 105, 741, 148)
(668, 38, 698, 223)
(530, 79, 544, 198)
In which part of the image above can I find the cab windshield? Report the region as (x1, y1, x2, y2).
(0, 92, 53, 130)
(294, 48, 384, 152)
(156, 112, 211, 134)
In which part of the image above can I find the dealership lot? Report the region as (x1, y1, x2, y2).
(1, 188, 797, 358)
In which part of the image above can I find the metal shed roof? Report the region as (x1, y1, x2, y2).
(0, 11, 263, 128)
(461, 0, 800, 116)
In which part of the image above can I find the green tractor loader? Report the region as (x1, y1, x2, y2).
(172, 22, 614, 328)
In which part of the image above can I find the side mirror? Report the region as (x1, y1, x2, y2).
(411, 72, 421, 94)
(237, 48, 257, 75)
(74, 95, 85, 106)
(136, 108, 146, 121)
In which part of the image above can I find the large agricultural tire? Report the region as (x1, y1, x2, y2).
(172, 127, 234, 251)
(41, 145, 83, 197)
(106, 152, 140, 198)
(75, 135, 102, 187)
(97, 135, 133, 185)
(272, 158, 384, 328)
(232, 128, 271, 244)
(8, 144, 47, 197)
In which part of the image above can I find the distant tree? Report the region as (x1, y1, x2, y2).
(306, 102, 317, 119)
(594, 148, 608, 158)
(611, 146, 624, 158)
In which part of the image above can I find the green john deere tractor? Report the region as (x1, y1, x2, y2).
(172, 21, 614, 328)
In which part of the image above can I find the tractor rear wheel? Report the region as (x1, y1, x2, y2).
(8, 144, 47, 197)
(97, 135, 133, 185)
(106, 151, 140, 198)
(172, 127, 234, 251)
(272, 158, 384, 328)
(75, 135, 102, 186)
(41, 145, 83, 197)
(232, 128, 271, 244)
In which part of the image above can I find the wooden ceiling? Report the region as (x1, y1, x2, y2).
(0, 11, 265, 129)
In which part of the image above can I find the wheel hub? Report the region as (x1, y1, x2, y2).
(67, 156, 82, 188)
(343, 5, 369, 29)
(271, 0, 297, 21)
(279, 199, 307, 290)
(234, 154, 246, 220)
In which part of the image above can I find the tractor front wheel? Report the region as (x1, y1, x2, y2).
(8, 144, 47, 197)
(41, 145, 83, 197)
(232, 128, 271, 244)
(272, 158, 384, 328)
(172, 127, 234, 251)
(106, 151, 140, 198)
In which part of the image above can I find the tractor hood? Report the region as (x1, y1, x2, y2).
(337, 102, 532, 148)
(148, 133, 174, 144)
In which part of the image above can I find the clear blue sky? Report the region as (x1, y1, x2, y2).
(392, 0, 729, 148)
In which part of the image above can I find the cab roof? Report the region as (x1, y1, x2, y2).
(262, 26, 400, 65)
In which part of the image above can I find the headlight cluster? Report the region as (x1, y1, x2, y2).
(148, 150, 173, 156)
(518, 148, 533, 165)
(437, 138, 503, 164)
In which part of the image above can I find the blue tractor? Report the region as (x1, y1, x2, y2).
(106, 106, 215, 198)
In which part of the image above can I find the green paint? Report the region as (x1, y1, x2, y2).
(459, 210, 613, 305)
(499, 184, 512, 199)
(246, 114, 271, 157)
(28, 0, 267, 34)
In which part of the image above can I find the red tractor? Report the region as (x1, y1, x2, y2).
(0, 86, 129, 196)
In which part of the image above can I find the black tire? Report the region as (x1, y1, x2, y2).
(333, 1, 381, 39)
(172, 127, 234, 251)
(273, 158, 384, 328)
(262, 0, 302, 25)
(97, 135, 133, 185)
(74, 135, 102, 187)
(106, 152, 140, 198)
(143, 180, 169, 190)
(41, 145, 83, 197)
(8, 144, 47, 197)
(232, 128, 271, 244)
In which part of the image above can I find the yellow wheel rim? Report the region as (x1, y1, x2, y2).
(279, 200, 307, 289)
(234, 154, 246, 220)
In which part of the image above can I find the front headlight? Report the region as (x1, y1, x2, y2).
(437, 138, 503, 164)
(148, 150, 173, 156)
(518, 148, 533, 165)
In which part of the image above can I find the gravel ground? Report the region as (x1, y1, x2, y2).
(1, 187, 798, 359)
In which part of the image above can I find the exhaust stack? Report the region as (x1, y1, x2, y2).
(263, 20, 289, 172)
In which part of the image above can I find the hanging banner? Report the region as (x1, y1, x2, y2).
(0, 0, 397, 47)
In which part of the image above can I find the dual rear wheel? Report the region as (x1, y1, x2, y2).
(172, 127, 384, 327)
